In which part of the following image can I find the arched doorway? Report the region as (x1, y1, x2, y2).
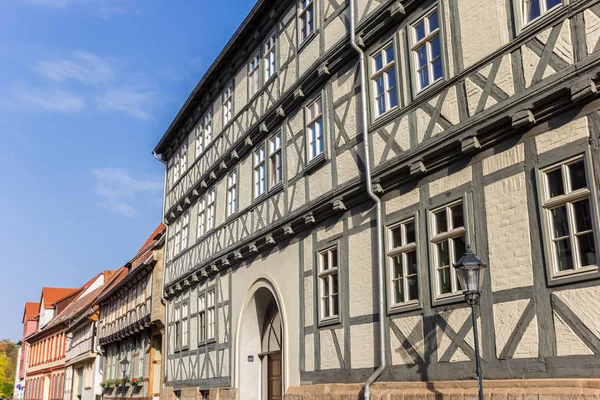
(237, 283, 284, 400)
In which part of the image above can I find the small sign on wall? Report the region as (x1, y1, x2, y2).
(247, 355, 254, 362)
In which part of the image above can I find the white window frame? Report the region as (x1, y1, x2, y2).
(172, 143, 187, 185)
(264, 32, 277, 81)
(181, 212, 189, 252)
(387, 217, 419, 308)
(411, 8, 443, 92)
(248, 52, 260, 99)
(521, 0, 563, 26)
(269, 132, 283, 188)
(227, 169, 238, 217)
(206, 188, 216, 231)
(174, 306, 181, 350)
(538, 154, 599, 280)
(223, 84, 233, 125)
(197, 197, 206, 239)
(299, 0, 315, 43)
(430, 200, 468, 299)
(318, 246, 340, 323)
(181, 303, 189, 348)
(173, 219, 182, 258)
(306, 97, 324, 163)
(207, 290, 216, 340)
(195, 123, 204, 158)
(371, 42, 398, 117)
(254, 145, 267, 199)
(203, 111, 212, 148)
(198, 294, 206, 343)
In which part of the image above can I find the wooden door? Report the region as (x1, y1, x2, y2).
(267, 352, 282, 400)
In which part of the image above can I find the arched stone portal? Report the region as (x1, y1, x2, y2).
(237, 283, 285, 400)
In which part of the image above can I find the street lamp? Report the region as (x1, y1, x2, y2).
(453, 244, 487, 400)
(120, 358, 129, 400)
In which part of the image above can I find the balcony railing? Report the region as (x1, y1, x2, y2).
(65, 337, 92, 361)
(98, 297, 151, 345)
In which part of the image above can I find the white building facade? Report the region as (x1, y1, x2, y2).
(154, 0, 600, 400)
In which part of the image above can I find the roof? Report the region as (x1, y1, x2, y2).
(42, 287, 104, 332)
(96, 224, 165, 304)
(136, 223, 166, 256)
(41, 288, 78, 308)
(153, 0, 279, 155)
(23, 302, 40, 323)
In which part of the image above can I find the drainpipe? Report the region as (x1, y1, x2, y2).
(152, 150, 170, 384)
(348, 2, 386, 400)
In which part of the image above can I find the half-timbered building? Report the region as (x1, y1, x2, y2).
(96, 224, 166, 400)
(153, 0, 600, 399)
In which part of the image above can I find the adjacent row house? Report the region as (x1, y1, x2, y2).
(16, 224, 165, 400)
(152, 0, 600, 400)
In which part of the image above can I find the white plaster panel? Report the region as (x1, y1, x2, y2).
(483, 143, 525, 175)
(385, 188, 420, 216)
(350, 324, 376, 368)
(393, 315, 425, 360)
(304, 275, 313, 327)
(535, 116, 589, 154)
(304, 333, 314, 372)
(485, 173, 534, 291)
(348, 227, 376, 317)
(298, 36, 320, 77)
(308, 163, 332, 201)
(319, 329, 343, 370)
(457, 0, 509, 69)
(429, 166, 472, 197)
(554, 311, 594, 356)
(337, 148, 361, 186)
(493, 299, 529, 357)
(554, 286, 600, 340)
(585, 9, 600, 55)
(513, 315, 539, 358)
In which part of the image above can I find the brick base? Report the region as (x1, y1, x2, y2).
(286, 379, 600, 400)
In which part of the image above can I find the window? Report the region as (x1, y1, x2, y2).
(299, 0, 315, 43)
(306, 97, 324, 162)
(181, 303, 189, 348)
(198, 294, 206, 343)
(254, 145, 267, 198)
(430, 201, 466, 297)
(196, 112, 212, 157)
(249, 53, 260, 98)
(540, 157, 598, 277)
(264, 32, 277, 81)
(412, 9, 442, 91)
(522, 0, 562, 25)
(197, 197, 206, 239)
(269, 133, 283, 187)
(174, 306, 181, 350)
(227, 169, 237, 216)
(206, 188, 216, 231)
(203, 111, 212, 147)
(318, 247, 339, 321)
(207, 290, 216, 340)
(223, 84, 233, 125)
(388, 218, 419, 306)
(372, 43, 398, 116)
(173, 213, 188, 257)
(181, 212, 189, 251)
(172, 144, 187, 184)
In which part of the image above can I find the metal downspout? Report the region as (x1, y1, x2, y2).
(152, 151, 170, 384)
(348, 2, 386, 400)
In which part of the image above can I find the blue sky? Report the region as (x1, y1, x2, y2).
(0, 0, 257, 341)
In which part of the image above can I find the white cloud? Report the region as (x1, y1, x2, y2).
(91, 168, 162, 218)
(95, 87, 158, 120)
(35, 51, 115, 85)
(0, 83, 85, 113)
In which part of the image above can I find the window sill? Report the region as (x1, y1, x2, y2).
(548, 265, 600, 287)
(269, 182, 284, 195)
(431, 292, 465, 307)
(374, 105, 399, 122)
(388, 301, 422, 316)
(305, 153, 327, 175)
(264, 73, 278, 87)
(298, 30, 319, 52)
(414, 77, 445, 101)
(318, 316, 341, 329)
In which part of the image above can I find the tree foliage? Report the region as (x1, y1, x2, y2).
(0, 339, 18, 398)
